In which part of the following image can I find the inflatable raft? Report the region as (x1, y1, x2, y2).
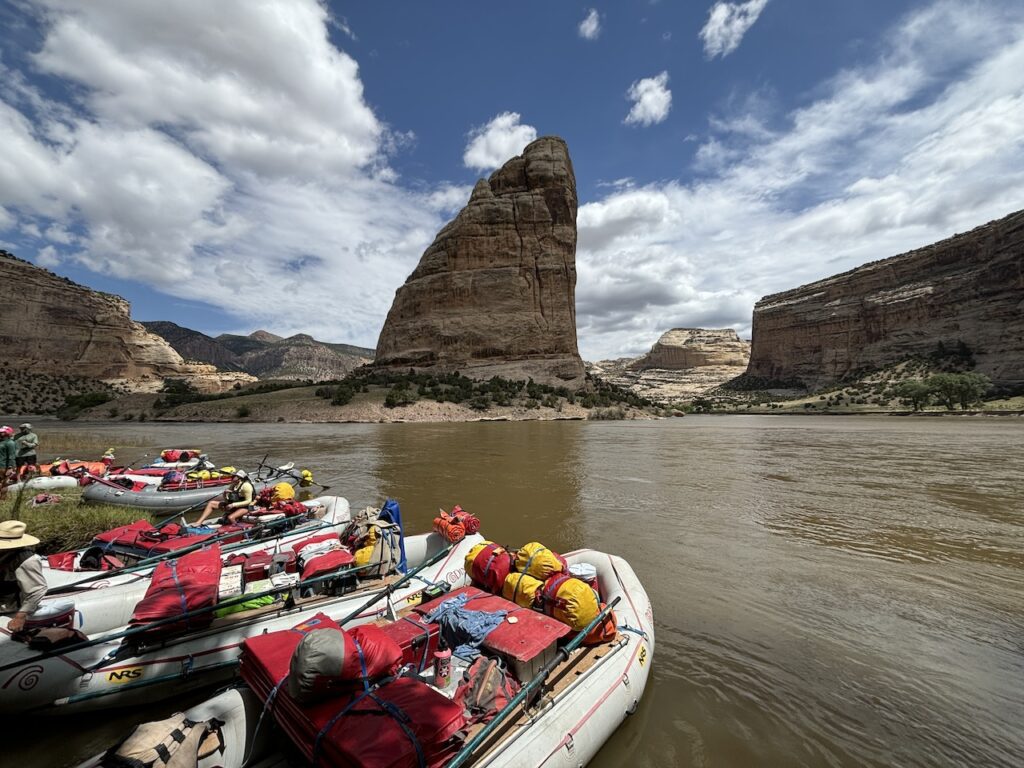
(30, 497, 351, 636)
(0, 532, 482, 715)
(75, 686, 277, 768)
(84, 548, 654, 767)
(81, 464, 304, 512)
(4, 475, 82, 494)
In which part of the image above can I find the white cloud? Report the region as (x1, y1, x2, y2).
(35, 244, 59, 267)
(578, 1, 1024, 359)
(0, 0, 452, 348)
(624, 71, 672, 126)
(463, 112, 538, 172)
(578, 9, 601, 40)
(700, 0, 769, 59)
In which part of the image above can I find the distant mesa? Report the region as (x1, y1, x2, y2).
(629, 328, 750, 371)
(143, 322, 374, 382)
(373, 136, 586, 387)
(591, 328, 750, 403)
(745, 208, 1024, 390)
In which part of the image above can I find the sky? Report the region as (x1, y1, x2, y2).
(0, 1, 1022, 361)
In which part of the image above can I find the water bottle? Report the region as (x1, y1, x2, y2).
(433, 638, 452, 688)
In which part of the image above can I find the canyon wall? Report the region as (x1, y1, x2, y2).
(0, 251, 252, 393)
(374, 136, 586, 387)
(746, 211, 1024, 389)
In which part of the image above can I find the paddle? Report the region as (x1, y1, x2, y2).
(0, 541, 455, 673)
(444, 596, 623, 768)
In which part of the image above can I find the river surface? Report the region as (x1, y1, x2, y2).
(15, 416, 1024, 767)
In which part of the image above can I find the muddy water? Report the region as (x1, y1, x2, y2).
(18, 416, 1024, 767)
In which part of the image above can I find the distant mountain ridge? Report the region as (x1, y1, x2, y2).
(142, 322, 375, 382)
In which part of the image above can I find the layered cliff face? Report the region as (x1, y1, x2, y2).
(374, 136, 586, 387)
(629, 329, 750, 370)
(746, 210, 1024, 389)
(143, 323, 374, 381)
(0, 251, 251, 393)
(591, 328, 750, 402)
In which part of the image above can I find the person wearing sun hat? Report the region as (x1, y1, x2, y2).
(194, 469, 257, 527)
(0, 520, 47, 634)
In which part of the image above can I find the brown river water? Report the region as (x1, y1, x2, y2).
(13, 416, 1024, 767)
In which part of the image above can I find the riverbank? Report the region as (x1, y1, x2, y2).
(0, 487, 143, 554)
(66, 382, 657, 423)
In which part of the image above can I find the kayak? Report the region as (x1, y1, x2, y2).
(0, 532, 481, 715)
(81, 465, 305, 513)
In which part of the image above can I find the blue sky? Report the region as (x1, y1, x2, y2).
(1, 1, 1022, 360)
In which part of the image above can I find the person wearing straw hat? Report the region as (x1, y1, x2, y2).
(0, 520, 47, 634)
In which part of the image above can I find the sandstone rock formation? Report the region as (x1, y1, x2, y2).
(374, 136, 585, 387)
(590, 328, 750, 403)
(629, 329, 750, 371)
(0, 251, 252, 393)
(144, 324, 374, 381)
(746, 210, 1024, 389)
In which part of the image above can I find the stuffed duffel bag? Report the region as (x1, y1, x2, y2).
(539, 573, 600, 631)
(287, 624, 403, 703)
(465, 541, 514, 594)
(501, 572, 545, 609)
(514, 542, 567, 581)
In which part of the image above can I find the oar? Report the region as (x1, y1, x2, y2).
(45, 513, 337, 596)
(331, 543, 453, 626)
(444, 596, 623, 768)
(2, 542, 456, 673)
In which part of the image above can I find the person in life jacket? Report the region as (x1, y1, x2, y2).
(194, 469, 256, 526)
(0, 520, 47, 634)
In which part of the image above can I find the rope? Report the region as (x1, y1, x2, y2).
(617, 623, 648, 640)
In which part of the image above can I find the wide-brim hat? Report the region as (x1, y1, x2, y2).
(0, 520, 39, 549)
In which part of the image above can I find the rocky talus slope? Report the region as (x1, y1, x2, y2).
(0, 251, 251, 393)
(374, 136, 586, 387)
(746, 210, 1024, 389)
(590, 328, 750, 403)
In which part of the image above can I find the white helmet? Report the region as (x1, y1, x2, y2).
(233, 469, 249, 479)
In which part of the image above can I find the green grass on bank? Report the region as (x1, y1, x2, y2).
(0, 487, 145, 555)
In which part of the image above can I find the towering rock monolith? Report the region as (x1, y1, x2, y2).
(745, 209, 1024, 389)
(374, 136, 586, 387)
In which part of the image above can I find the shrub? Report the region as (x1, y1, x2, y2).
(236, 405, 251, 418)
